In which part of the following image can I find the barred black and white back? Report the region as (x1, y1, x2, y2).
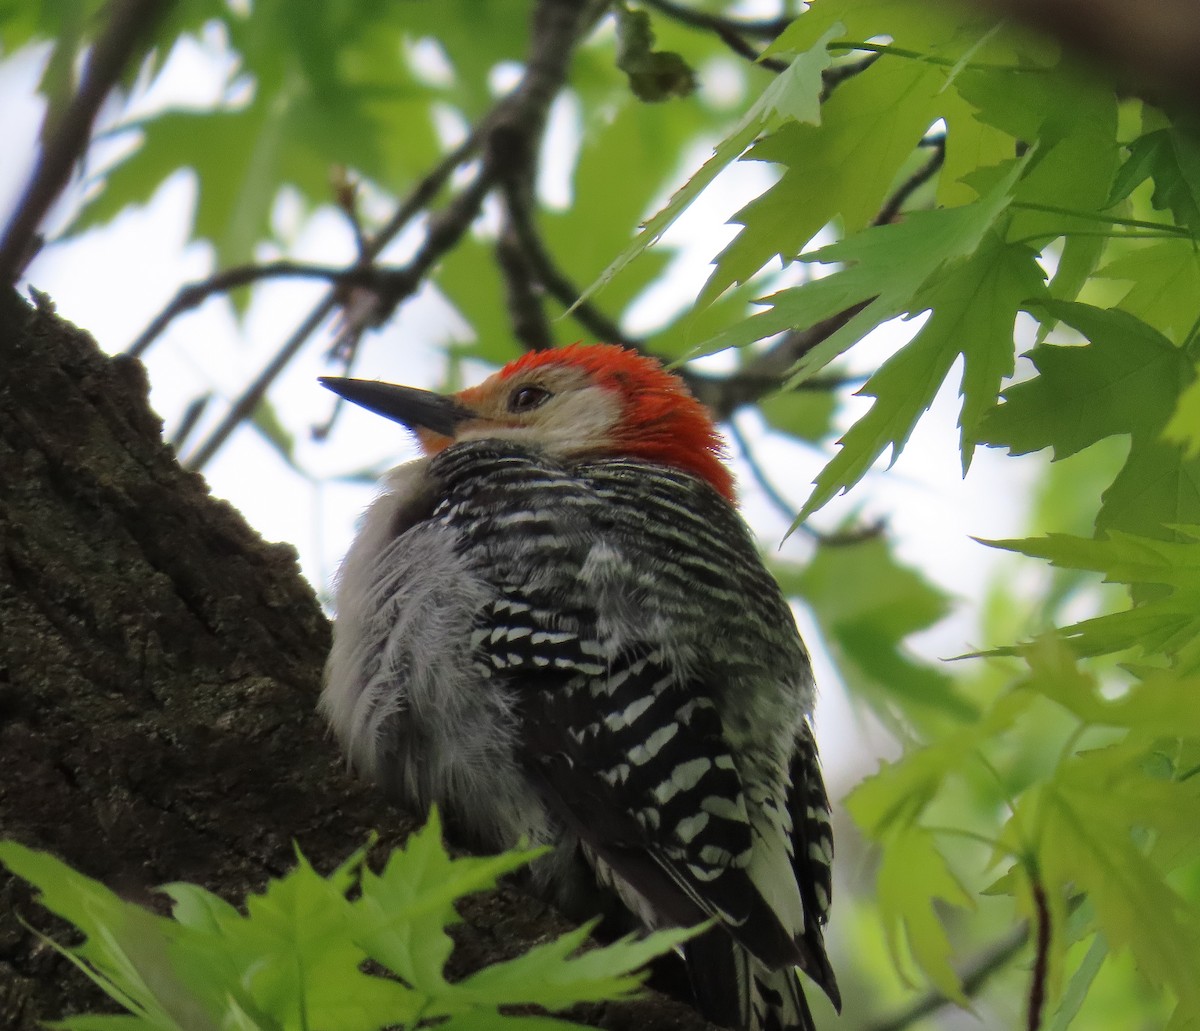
(323, 438, 840, 1030)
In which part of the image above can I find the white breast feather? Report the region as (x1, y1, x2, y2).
(321, 460, 547, 852)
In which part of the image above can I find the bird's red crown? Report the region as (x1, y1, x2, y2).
(497, 344, 733, 501)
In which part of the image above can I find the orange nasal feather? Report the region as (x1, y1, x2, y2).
(500, 345, 734, 502)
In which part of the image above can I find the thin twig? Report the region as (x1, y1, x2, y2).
(648, 1, 879, 97)
(864, 924, 1030, 1031)
(0, 0, 172, 284)
(727, 415, 811, 533)
(728, 410, 884, 545)
(183, 174, 489, 472)
(874, 135, 946, 227)
(127, 261, 402, 359)
(687, 302, 872, 421)
(820, 53, 880, 101)
(1028, 878, 1050, 1031)
(489, 135, 559, 352)
(331, 167, 370, 259)
(128, 129, 482, 363)
(150, 133, 477, 471)
(182, 0, 600, 473)
(167, 393, 211, 451)
(710, 24, 789, 73)
(500, 178, 637, 349)
(640, 0, 790, 40)
(689, 369, 867, 403)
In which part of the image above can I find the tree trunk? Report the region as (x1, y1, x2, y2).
(0, 287, 710, 1031)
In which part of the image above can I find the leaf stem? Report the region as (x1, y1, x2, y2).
(1010, 230, 1183, 246)
(1178, 762, 1200, 782)
(923, 824, 1010, 852)
(1010, 201, 1192, 235)
(1182, 310, 1200, 359)
(827, 39, 1051, 72)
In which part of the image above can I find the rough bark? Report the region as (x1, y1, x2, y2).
(0, 287, 711, 1031)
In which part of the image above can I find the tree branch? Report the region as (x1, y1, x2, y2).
(499, 177, 638, 350)
(639, 2, 879, 95)
(820, 54, 881, 101)
(497, 227, 558, 352)
(180, 0, 603, 473)
(686, 302, 872, 421)
(727, 415, 810, 530)
(0, 0, 172, 284)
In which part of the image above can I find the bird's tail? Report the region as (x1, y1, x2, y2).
(684, 931, 818, 1031)
(749, 963, 816, 1031)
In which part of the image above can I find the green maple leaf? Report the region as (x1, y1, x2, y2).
(706, 0, 1039, 305)
(1039, 760, 1200, 1023)
(693, 152, 1030, 376)
(67, 4, 441, 267)
(1096, 239, 1200, 340)
(1108, 125, 1200, 233)
(702, 53, 951, 305)
(1166, 369, 1200, 460)
(0, 813, 692, 1031)
(983, 529, 1200, 670)
(574, 23, 836, 310)
(798, 233, 1045, 521)
(978, 301, 1200, 540)
(876, 826, 974, 1002)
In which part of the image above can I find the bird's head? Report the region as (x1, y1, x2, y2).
(320, 344, 733, 501)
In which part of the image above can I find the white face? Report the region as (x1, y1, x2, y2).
(446, 363, 624, 457)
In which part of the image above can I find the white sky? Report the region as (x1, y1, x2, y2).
(0, 28, 1048, 789)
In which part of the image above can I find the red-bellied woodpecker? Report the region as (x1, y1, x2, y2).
(320, 344, 839, 1031)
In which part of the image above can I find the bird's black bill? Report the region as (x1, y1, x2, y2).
(319, 377, 475, 436)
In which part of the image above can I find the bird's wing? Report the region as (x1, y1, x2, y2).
(492, 612, 807, 973)
(786, 723, 841, 1009)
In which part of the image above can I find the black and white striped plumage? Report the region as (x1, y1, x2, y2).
(324, 435, 839, 1030)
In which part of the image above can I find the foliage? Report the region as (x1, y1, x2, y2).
(593, 7, 1200, 1021)
(7, 0, 1200, 1028)
(0, 811, 692, 1030)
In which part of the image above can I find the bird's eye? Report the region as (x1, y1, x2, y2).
(507, 384, 552, 413)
